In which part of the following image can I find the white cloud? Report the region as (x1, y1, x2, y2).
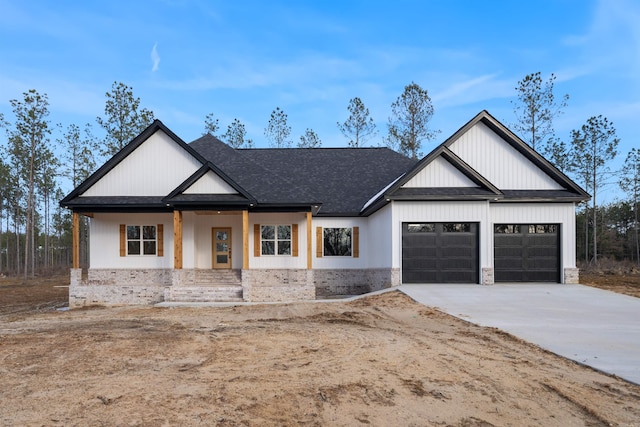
(151, 43, 160, 72)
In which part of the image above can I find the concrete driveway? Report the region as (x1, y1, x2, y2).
(399, 284, 640, 385)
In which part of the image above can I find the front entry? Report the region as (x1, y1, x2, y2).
(212, 228, 232, 269)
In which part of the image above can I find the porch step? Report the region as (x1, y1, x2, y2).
(194, 269, 242, 286)
(165, 285, 243, 303)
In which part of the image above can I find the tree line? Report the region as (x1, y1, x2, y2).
(0, 75, 638, 280)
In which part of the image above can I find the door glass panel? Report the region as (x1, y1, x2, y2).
(216, 231, 228, 241)
(216, 243, 228, 252)
(216, 255, 228, 264)
(407, 223, 435, 233)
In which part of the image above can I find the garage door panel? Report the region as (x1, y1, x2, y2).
(495, 224, 559, 282)
(402, 222, 478, 284)
(494, 247, 524, 257)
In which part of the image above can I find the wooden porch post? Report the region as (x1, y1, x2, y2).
(72, 212, 80, 269)
(242, 210, 249, 269)
(173, 210, 182, 269)
(307, 212, 312, 270)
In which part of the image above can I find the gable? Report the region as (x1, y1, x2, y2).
(402, 156, 477, 188)
(82, 129, 203, 197)
(448, 122, 563, 190)
(183, 170, 238, 194)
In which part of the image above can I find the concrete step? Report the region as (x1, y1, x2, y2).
(194, 269, 242, 286)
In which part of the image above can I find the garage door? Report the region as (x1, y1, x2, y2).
(494, 224, 560, 282)
(402, 222, 478, 283)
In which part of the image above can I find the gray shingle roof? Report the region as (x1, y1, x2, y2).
(60, 112, 589, 215)
(189, 134, 417, 215)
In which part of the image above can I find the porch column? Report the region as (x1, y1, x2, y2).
(307, 212, 312, 269)
(173, 210, 182, 269)
(243, 210, 249, 269)
(72, 212, 80, 269)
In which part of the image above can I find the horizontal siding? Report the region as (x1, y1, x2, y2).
(402, 156, 477, 188)
(83, 130, 202, 197)
(449, 122, 563, 190)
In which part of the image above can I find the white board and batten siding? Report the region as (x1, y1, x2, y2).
(250, 213, 309, 269)
(184, 171, 238, 194)
(82, 130, 202, 197)
(90, 213, 173, 269)
(191, 213, 243, 269)
(490, 203, 577, 270)
(391, 201, 492, 271)
(402, 156, 477, 188)
(367, 204, 393, 268)
(449, 122, 563, 190)
(313, 217, 369, 269)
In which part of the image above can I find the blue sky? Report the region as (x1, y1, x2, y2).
(1, 0, 638, 200)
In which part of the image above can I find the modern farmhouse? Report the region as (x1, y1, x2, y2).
(60, 110, 589, 307)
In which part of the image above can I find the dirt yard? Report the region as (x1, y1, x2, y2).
(1, 275, 640, 426)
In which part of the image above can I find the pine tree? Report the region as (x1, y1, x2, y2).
(337, 97, 377, 147)
(570, 115, 619, 265)
(386, 82, 439, 159)
(223, 118, 254, 148)
(264, 107, 292, 148)
(298, 128, 322, 148)
(96, 82, 154, 157)
(512, 72, 568, 151)
(8, 89, 51, 280)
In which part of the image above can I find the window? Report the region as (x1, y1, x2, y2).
(443, 223, 471, 233)
(127, 225, 156, 255)
(495, 225, 522, 234)
(261, 225, 292, 255)
(529, 224, 557, 234)
(324, 228, 352, 256)
(407, 223, 435, 233)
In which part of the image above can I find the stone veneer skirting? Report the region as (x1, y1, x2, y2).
(314, 268, 400, 297)
(242, 269, 315, 302)
(70, 267, 399, 306)
(69, 268, 171, 308)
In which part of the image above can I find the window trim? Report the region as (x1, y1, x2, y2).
(323, 227, 353, 257)
(260, 224, 293, 256)
(126, 224, 157, 256)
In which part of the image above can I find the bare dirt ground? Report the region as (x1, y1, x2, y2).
(580, 271, 640, 298)
(1, 275, 640, 426)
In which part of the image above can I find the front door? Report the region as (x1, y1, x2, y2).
(212, 228, 232, 269)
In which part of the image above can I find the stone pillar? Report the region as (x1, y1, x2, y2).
(482, 268, 495, 285)
(564, 268, 580, 284)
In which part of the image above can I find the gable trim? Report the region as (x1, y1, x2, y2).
(61, 120, 208, 208)
(163, 162, 256, 207)
(442, 110, 589, 199)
